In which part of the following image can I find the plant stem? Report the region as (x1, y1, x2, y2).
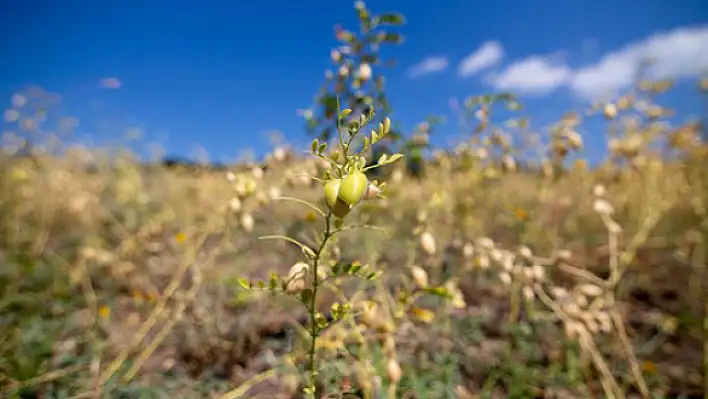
(306, 213, 333, 398)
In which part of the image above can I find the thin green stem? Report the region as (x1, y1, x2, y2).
(306, 212, 333, 398)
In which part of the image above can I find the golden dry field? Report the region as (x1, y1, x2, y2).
(1, 4, 708, 399)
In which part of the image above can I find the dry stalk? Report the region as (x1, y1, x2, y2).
(216, 368, 277, 399)
(534, 285, 624, 399)
(97, 233, 210, 386)
(604, 210, 659, 398)
(121, 260, 205, 382)
(4, 364, 85, 393)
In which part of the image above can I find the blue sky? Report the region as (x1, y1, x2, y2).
(1, 0, 707, 164)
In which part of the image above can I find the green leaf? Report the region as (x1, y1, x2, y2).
(387, 153, 404, 164)
(380, 33, 404, 44)
(315, 312, 329, 329)
(269, 273, 279, 290)
(423, 286, 454, 299)
(366, 270, 383, 280)
(317, 143, 327, 155)
(349, 264, 363, 275)
(341, 263, 353, 274)
(371, 131, 379, 143)
(360, 54, 378, 64)
(377, 13, 406, 25)
(378, 154, 388, 165)
(311, 139, 319, 153)
(237, 278, 251, 290)
(257, 281, 265, 289)
(410, 306, 435, 323)
(339, 109, 353, 119)
(331, 263, 341, 275)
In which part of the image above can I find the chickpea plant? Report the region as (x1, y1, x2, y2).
(237, 102, 404, 397)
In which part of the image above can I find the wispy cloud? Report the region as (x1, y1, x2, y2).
(487, 56, 572, 95)
(458, 41, 503, 77)
(570, 25, 708, 99)
(407, 56, 450, 78)
(485, 25, 708, 99)
(100, 77, 122, 89)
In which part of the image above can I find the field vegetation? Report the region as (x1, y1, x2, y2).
(1, 2, 707, 398)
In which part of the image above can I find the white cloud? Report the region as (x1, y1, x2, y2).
(482, 26, 708, 99)
(458, 41, 504, 77)
(488, 56, 572, 94)
(407, 56, 450, 78)
(571, 25, 708, 99)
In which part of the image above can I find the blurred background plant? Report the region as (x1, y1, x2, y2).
(1, 1, 707, 398)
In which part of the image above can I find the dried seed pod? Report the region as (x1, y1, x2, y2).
(562, 302, 583, 318)
(462, 242, 474, 258)
(577, 283, 603, 297)
(531, 264, 545, 282)
(410, 266, 429, 288)
(363, 182, 381, 199)
(603, 103, 618, 119)
(499, 271, 512, 285)
(564, 321, 585, 340)
(285, 262, 309, 295)
(387, 358, 402, 383)
(551, 287, 569, 299)
(240, 213, 254, 232)
(582, 312, 600, 333)
(420, 232, 436, 256)
(596, 312, 613, 333)
(574, 293, 590, 309)
(518, 246, 533, 259)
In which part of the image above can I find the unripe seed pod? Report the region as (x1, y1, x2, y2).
(338, 172, 368, 206)
(324, 179, 342, 209)
(324, 178, 352, 218)
(330, 199, 352, 219)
